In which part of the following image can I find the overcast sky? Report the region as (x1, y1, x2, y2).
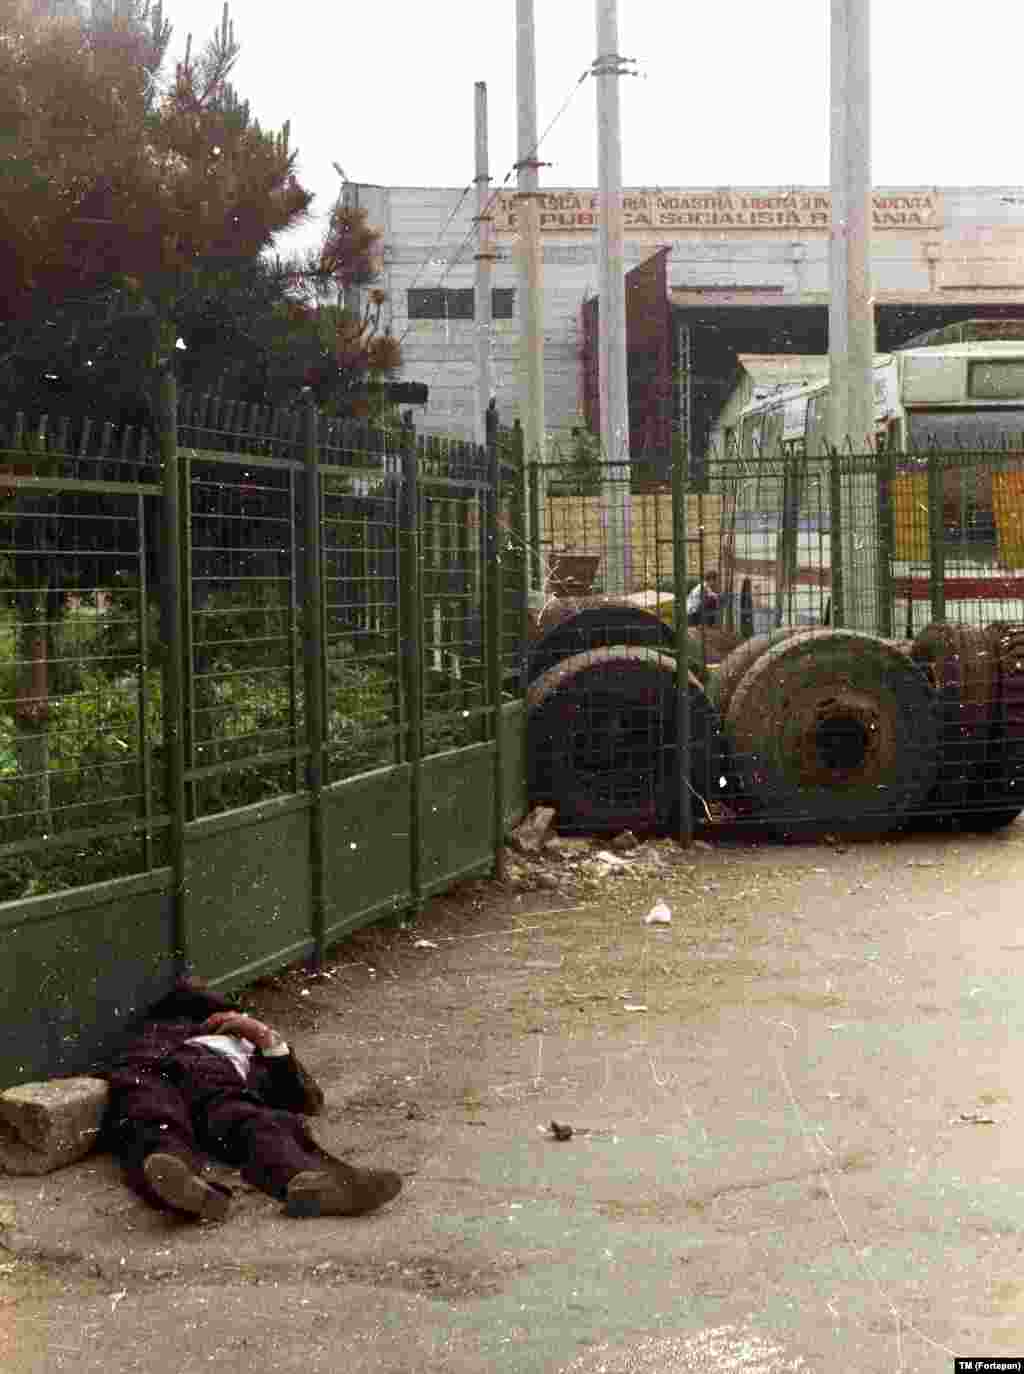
(160, 0, 1022, 257)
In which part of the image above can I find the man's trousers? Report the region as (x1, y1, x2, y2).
(105, 1044, 328, 1209)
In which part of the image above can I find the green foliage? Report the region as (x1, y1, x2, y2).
(549, 424, 603, 495)
(49, 665, 164, 782)
(0, 574, 484, 895)
(326, 660, 397, 776)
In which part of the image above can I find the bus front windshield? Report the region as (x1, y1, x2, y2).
(906, 409, 1024, 449)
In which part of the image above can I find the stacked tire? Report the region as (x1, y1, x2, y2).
(716, 629, 939, 830)
(917, 620, 1024, 831)
(526, 601, 1021, 836)
(910, 623, 996, 817)
(987, 622, 1024, 828)
(524, 600, 728, 834)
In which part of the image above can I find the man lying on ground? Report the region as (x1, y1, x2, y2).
(96, 977, 402, 1223)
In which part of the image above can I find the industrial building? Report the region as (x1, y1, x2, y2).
(348, 183, 1024, 457)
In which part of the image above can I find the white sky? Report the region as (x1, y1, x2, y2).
(160, 0, 1023, 258)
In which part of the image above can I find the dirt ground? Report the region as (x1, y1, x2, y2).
(5, 819, 1024, 1372)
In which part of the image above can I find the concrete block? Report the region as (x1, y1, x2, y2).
(0, 1077, 109, 1175)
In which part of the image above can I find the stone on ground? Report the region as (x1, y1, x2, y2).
(0, 1077, 109, 1175)
(508, 806, 557, 855)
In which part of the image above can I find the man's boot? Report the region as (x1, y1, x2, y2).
(284, 1162, 402, 1218)
(142, 1152, 233, 1222)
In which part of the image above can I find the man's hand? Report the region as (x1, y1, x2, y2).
(201, 1011, 282, 1052)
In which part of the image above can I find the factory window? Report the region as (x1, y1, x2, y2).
(407, 288, 473, 320)
(407, 287, 516, 320)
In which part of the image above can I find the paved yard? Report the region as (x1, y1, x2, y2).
(3, 822, 1024, 1372)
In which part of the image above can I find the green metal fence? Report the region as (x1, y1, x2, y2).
(518, 443, 1024, 843)
(700, 442, 1024, 831)
(522, 458, 727, 839)
(0, 385, 528, 1087)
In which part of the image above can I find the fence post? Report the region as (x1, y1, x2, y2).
(876, 445, 895, 639)
(673, 435, 693, 847)
(829, 450, 844, 628)
(157, 371, 188, 972)
(401, 438, 423, 917)
(486, 436, 506, 880)
(303, 405, 326, 969)
(528, 462, 542, 596)
(928, 451, 946, 623)
(514, 429, 531, 683)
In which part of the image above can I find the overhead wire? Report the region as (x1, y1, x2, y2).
(395, 65, 592, 348)
(401, 184, 474, 300)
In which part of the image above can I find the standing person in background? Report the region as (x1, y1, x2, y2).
(686, 569, 720, 627)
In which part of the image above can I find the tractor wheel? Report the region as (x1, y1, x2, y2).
(726, 629, 938, 829)
(527, 597, 676, 684)
(527, 645, 726, 834)
(709, 626, 806, 720)
(911, 622, 997, 813)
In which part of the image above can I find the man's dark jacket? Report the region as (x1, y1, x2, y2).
(97, 981, 324, 1117)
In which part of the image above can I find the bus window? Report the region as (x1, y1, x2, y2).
(906, 409, 1024, 449)
(763, 408, 785, 459)
(968, 359, 1024, 400)
(741, 412, 762, 460)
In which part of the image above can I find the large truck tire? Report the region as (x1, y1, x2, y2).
(526, 597, 676, 684)
(957, 621, 1024, 830)
(911, 622, 998, 814)
(527, 645, 726, 834)
(726, 629, 938, 828)
(708, 626, 806, 720)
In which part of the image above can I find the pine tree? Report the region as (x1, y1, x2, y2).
(0, 0, 312, 398)
(0, 0, 313, 829)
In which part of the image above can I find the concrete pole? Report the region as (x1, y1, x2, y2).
(844, 1, 875, 457)
(473, 81, 494, 449)
(341, 184, 362, 321)
(516, 0, 546, 598)
(595, 0, 632, 594)
(827, 0, 849, 454)
(828, 0, 876, 631)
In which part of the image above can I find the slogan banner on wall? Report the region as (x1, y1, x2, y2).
(491, 188, 942, 233)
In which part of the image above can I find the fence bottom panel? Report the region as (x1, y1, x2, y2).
(420, 743, 495, 887)
(501, 701, 529, 829)
(183, 794, 313, 984)
(1, 870, 177, 1087)
(323, 765, 414, 938)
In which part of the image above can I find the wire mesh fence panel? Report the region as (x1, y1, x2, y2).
(523, 458, 729, 834)
(498, 453, 528, 696)
(319, 454, 402, 784)
(0, 395, 527, 915)
(184, 447, 304, 819)
(712, 453, 833, 638)
(0, 465, 163, 899)
(703, 442, 1024, 830)
(418, 436, 490, 758)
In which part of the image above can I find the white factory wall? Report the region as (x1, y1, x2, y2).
(349, 185, 1024, 443)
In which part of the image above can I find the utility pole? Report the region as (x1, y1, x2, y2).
(828, 0, 876, 630)
(516, 0, 546, 597)
(827, 4, 848, 453)
(473, 82, 495, 449)
(594, 0, 632, 594)
(332, 163, 362, 321)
